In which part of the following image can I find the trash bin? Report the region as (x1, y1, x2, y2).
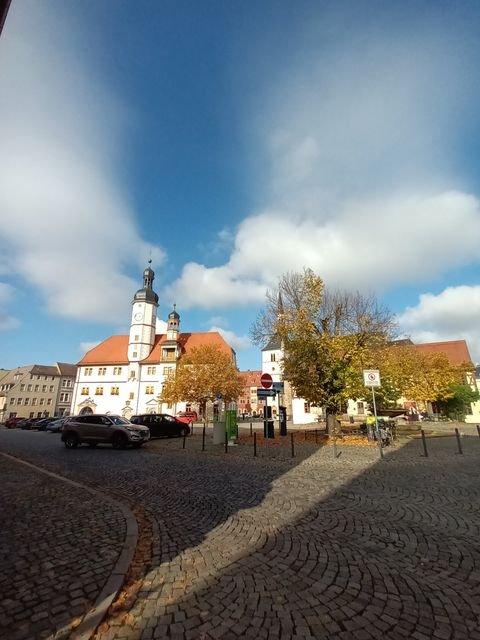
(213, 421, 226, 444)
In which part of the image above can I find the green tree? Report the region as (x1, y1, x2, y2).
(437, 382, 479, 420)
(160, 343, 243, 421)
(251, 269, 396, 432)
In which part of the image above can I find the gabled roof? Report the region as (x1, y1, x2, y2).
(56, 363, 78, 376)
(263, 336, 281, 351)
(78, 332, 235, 366)
(411, 340, 473, 366)
(239, 370, 262, 386)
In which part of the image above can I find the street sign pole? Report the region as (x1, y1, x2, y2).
(363, 369, 383, 459)
(370, 385, 383, 459)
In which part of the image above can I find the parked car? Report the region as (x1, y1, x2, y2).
(131, 413, 191, 438)
(61, 414, 150, 449)
(33, 417, 57, 431)
(175, 411, 198, 424)
(46, 416, 73, 433)
(5, 416, 25, 428)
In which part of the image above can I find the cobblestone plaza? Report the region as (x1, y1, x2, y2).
(0, 427, 479, 640)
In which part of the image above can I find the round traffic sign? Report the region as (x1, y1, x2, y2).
(260, 372, 273, 389)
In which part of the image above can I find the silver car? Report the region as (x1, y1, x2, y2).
(61, 414, 150, 449)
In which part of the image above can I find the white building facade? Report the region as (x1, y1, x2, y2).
(71, 264, 235, 418)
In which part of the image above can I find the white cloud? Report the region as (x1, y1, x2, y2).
(209, 326, 251, 351)
(167, 21, 480, 309)
(398, 286, 480, 363)
(79, 341, 101, 357)
(0, 2, 165, 325)
(0, 284, 18, 330)
(156, 318, 168, 334)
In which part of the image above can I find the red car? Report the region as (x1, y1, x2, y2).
(175, 411, 198, 424)
(5, 416, 26, 429)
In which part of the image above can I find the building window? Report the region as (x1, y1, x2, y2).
(85, 368, 93, 376)
(271, 354, 276, 362)
(64, 379, 72, 388)
(17, 398, 22, 405)
(129, 392, 134, 400)
(34, 385, 39, 392)
(147, 366, 156, 375)
(9, 398, 15, 405)
(60, 393, 70, 403)
(304, 402, 310, 413)
(27, 384, 32, 391)
(98, 367, 106, 376)
(111, 386, 119, 395)
(40, 398, 45, 405)
(47, 399, 52, 405)
(32, 398, 37, 406)
(24, 398, 30, 405)
(135, 335, 139, 342)
(113, 367, 122, 375)
(81, 387, 89, 395)
(164, 366, 173, 376)
(145, 385, 154, 394)
(20, 384, 25, 391)
(49, 385, 54, 392)
(95, 387, 104, 395)
(41, 385, 46, 392)
(133, 352, 138, 358)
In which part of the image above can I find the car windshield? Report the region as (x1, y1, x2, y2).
(109, 416, 131, 426)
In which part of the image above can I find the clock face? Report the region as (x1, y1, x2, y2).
(134, 312, 143, 321)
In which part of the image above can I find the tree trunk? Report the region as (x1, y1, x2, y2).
(326, 409, 337, 435)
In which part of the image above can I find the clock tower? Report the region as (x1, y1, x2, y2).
(128, 262, 159, 362)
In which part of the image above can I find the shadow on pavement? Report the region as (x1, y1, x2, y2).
(0, 429, 479, 639)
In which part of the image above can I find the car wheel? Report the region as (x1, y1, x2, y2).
(64, 433, 78, 449)
(112, 433, 128, 449)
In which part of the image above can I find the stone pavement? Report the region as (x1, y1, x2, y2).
(0, 428, 479, 640)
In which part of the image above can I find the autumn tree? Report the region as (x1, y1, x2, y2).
(250, 269, 396, 432)
(364, 343, 474, 412)
(160, 343, 243, 421)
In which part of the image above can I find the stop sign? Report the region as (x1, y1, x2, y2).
(260, 373, 273, 389)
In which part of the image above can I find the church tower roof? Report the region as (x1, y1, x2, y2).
(133, 261, 159, 305)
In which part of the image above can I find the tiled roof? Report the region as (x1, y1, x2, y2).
(56, 363, 78, 376)
(78, 332, 235, 366)
(411, 340, 473, 366)
(239, 370, 262, 386)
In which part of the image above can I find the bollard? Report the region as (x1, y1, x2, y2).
(250, 422, 253, 437)
(455, 428, 463, 455)
(477, 425, 480, 438)
(420, 429, 428, 457)
(182, 432, 186, 449)
(315, 429, 318, 443)
(291, 432, 295, 458)
(225, 429, 228, 453)
(305, 430, 307, 441)
(253, 432, 257, 457)
(202, 425, 206, 451)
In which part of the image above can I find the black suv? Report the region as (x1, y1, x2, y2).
(61, 414, 150, 449)
(131, 413, 191, 438)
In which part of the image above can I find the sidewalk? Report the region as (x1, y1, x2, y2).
(0, 454, 135, 640)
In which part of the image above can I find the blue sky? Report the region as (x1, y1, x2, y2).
(1, 0, 480, 371)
